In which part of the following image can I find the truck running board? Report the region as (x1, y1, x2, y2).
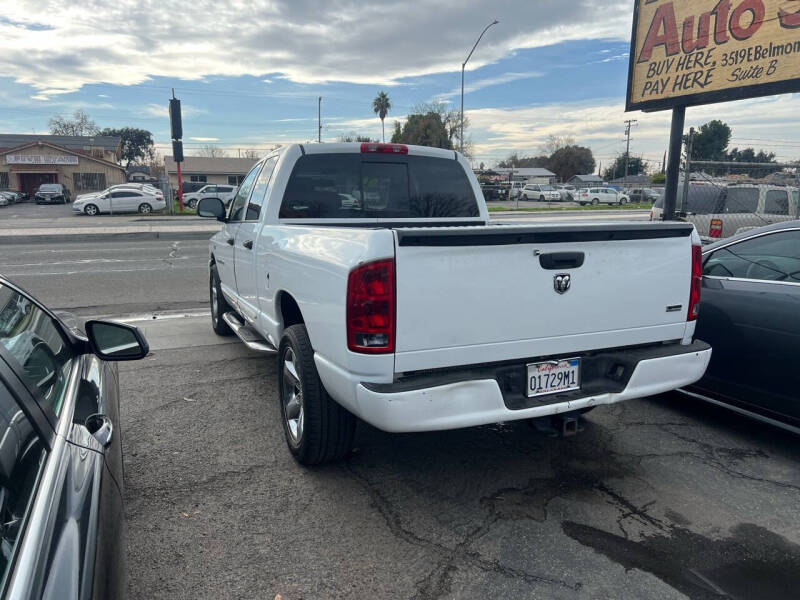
(222, 312, 277, 354)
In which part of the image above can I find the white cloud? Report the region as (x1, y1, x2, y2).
(437, 72, 543, 100)
(190, 136, 219, 141)
(0, 1, 633, 93)
(143, 103, 208, 118)
(466, 94, 800, 165)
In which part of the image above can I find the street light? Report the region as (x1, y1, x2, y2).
(461, 19, 499, 154)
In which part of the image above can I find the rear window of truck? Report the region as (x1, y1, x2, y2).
(279, 154, 479, 219)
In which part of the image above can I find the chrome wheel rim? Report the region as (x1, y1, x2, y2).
(282, 348, 304, 443)
(210, 279, 219, 324)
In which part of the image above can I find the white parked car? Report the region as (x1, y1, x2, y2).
(183, 184, 238, 209)
(73, 187, 166, 215)
(195, 142, 711, 465)
(75, 183, 161, 203)
(576, 187, 626, 206)
(520, 183, 561, 202)
(556, 185, 576, 201)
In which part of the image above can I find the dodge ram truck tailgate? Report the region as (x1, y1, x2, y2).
(392, 222, 696, 373)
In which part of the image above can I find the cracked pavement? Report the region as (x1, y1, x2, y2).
(122, 316, 800, 600)
(6, 238, 798, 599)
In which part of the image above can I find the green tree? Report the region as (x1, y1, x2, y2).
(100, 127, 155, 169)
(497, 153, 549, 168)
(48, 109, 99, 136)
(687, 120, 731, 161)
(547, 145, 595, 182)
(727, 147, 779, 177)
(372, 91, 392, 143)
(603, 154, 645, 180)
(338, 134, 377, 143)
(650, 173, 666, 184)
(392, 111, 451, 150)
(390, 121, 402, 143)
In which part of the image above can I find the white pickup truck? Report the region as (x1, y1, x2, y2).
(197, 142, 711, 464)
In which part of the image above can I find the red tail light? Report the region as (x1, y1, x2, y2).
(688, 244, 702, 321)
(347, 259, 395, 353)
(709, 218, 723, 238)
(360, 142, 408, 154)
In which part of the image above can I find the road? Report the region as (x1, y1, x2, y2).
(2, 239, 209, 315)
(3, 235, 799, 599)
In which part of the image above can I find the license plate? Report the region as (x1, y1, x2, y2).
(527, 358, 580, 397)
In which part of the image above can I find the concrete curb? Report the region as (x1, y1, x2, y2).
(0, 228, 219, 244)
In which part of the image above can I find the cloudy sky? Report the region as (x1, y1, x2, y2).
(1, 0, 799, 168)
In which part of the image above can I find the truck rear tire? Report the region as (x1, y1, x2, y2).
(279, 324, 356, 465)
(210, 264, 233, 336)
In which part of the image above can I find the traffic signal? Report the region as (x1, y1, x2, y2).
(172, 140, 184, 162)
(169, 98, 182, 141)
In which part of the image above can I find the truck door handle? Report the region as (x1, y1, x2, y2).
(539, 252, 585, 270)
(243, 240, 253, 250)
(226, 237, 235, 246)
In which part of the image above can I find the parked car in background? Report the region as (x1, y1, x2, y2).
(73, 187, 166, 215)
(629, 188, 661, 203)
(1, 189, 27, 202)
(680, 220, 800, 433)
(196, 142, 710, 464)
(0, 191, 16, 205)
(651, 183, 799, 240)
(0, 194, 8, 207)
(183, 184, 238, 209)
(0, 276, 149, 599)
(34, 183, 71, 204)
(509, 181, 525, 199)
(556, 185, 576, 201)
(576, 187, 624, 205)
(520, 183, 561, 202)
(480, 184, 505, 202)
(75, 183, 161, 204)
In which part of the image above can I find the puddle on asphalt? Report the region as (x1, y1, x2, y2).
(563, 520, 800, 599)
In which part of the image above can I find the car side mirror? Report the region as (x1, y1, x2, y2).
(84, 320, 149, 361)
(197, 197, 227, 221)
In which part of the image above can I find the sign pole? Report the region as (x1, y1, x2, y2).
(176, 160, 184, 212)
(662, 106, 685, 221)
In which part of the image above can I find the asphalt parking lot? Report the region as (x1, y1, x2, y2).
(4, 236, 800, 600)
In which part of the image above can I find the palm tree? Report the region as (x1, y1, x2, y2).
(372, 91, 391, 142)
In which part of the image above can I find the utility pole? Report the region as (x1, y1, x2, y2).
(680, 127, 694, 216)
(623, 119, 637, 187)
(318, 96, 322, 143)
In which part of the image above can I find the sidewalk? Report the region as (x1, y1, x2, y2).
(0, 215, 221, 244)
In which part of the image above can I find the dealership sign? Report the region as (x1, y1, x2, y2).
(627, 0, 800, 111)
(6, 154, 79, 165)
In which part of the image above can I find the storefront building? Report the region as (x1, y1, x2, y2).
(0, 135, 125, 198)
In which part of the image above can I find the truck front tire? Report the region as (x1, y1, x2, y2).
(210, 264, 233, 336)
(279, 324, 356, 465)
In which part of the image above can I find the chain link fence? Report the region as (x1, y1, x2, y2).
(653, 161, 800, 241)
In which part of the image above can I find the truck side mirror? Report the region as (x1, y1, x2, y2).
(197, 197, 227, 221)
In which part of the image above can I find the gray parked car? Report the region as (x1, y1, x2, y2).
(680, 220, 800, 433)
(0, 276, 149, 599)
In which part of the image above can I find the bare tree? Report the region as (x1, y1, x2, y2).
(539, 134, 576, 156)
(48, 109, 99, 136)
(197, 144, 227, 158)
(240, 149, 261, 159)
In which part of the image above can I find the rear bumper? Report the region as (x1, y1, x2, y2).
(351, 341, 711, 433)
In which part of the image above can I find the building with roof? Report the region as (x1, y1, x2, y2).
(491, 167, 555, 184)
(568, 174, 604, 187)
(0, 135, 125, 198)
(164, 155, 258, 188)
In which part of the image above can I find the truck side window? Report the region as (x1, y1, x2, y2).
(228, 164, 263, 222)
(245, 157, 278, 221)
(764, 190, 788, 215)
(0, 378, 46, 589)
